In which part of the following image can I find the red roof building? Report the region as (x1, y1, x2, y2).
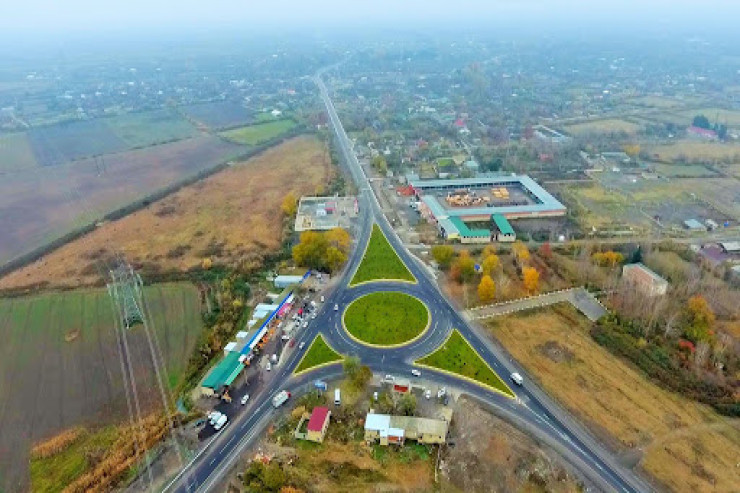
(306, 406, 331, 443)
(687, 126, 718, 140)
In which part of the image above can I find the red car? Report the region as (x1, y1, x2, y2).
(289, 339, 296, 348)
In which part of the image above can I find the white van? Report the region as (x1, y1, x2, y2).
(334, 388, 341, 406)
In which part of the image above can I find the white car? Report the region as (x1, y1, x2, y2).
(384, 374, 395, 382)
(299, 341, 305, 350)
(320, 295, 325, 303)
(214, 414, 228, 431)
(241, 394, 250, 405)
(208, 411, 222, 426)
(302, 321, 308, 328)
(411, 369, 421, 377)
(510, 372, 523, 386)
(334, 304, 339, 311)
(437, 387, 447, 399)
(424, 389, 431, 400)
(266, 362, 272, 371)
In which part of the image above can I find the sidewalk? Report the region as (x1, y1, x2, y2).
(466, 287, 607, 322)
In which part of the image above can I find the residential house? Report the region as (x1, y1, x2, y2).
(364, 413, 449, 446)
(622, 263, 668, 297)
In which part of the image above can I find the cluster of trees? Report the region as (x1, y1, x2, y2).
(184, 273, 250, 391)
(242, 460, 291, 492)
(342, 355, 373, 391)
(371, 155, 388, 174)
(292, 228, 351, 273)
(512, 241, 540, 294)
(593, 312, 737, 417)
(692, 114, 728, 140)
(591, 250, 624, 268)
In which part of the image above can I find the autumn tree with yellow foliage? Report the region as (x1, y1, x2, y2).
(512, 241, 530, 265)
(281, 192, 298, 216)
(522, 266, 539, 293)
(292, 228, 350, 273)
(478, 274, 496, 303)
(481, 254, 500, 276)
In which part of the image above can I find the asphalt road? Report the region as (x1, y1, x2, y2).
(164, 69, 653, 493)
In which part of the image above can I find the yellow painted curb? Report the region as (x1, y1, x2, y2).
(414, 330, 516, 399)
(292, 334, 345, 377)
(341, 292, 431, 348)
(348, 223, 417, 287)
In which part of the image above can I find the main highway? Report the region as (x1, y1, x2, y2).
(164, 68, 652, 493)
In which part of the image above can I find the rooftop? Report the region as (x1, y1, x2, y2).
(491, 214, 515, 235)
(622, 262, 668, 286)
(202, 351, 244, 390)
(307, 406, 330, 432)
(364, 413, 449, 437)
(449, 217, 490, 238)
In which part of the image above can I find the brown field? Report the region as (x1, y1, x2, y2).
(0, 132, 38, 171)
(0, 135, 245, 268)
(0, 135, 331, 290)
(563, 118, 642, 136)
(647, 140, 740, 163)
(485, 304, 740, 493)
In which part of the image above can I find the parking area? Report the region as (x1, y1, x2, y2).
(195, 273, 333, 440)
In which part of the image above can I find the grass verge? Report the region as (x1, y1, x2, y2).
(416, 329, 514, 398)
(343, 292, 429, 346)
(350, 224, 415, 286)
(294, 334, 344, 375)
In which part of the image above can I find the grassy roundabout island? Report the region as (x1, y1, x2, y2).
(416, 330, 515, 398)
(343, 292, 429, 346)
(350, 224, 416, 286)
(294, 334, 344, 375)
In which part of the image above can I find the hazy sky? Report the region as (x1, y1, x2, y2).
(2, 0, 739, 35)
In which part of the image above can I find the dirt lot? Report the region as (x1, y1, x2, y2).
(0, 135, 246, 272)
(485, 304, 740, 493)
(0, 135, 331, 290)
(440, 396, 583, 492)
(0, 283, 203, 492)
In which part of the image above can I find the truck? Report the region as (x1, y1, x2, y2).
(334, 388, 341, 406)
(272, 390, 291, 408)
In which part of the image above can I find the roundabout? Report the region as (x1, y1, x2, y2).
(342, 291, 430, 347)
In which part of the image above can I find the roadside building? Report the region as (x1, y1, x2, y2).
(622, 263, 668, 297)
(200, 352, 245, 397)
(274, 274, 306, 289)
(448, 217, 491, 244)
(364, 413, 449, 446)
(719, 242, 740, 254)
(684, 219, 707, 232)
(686, 126, 718, 140)
(306, 406, 331, 443)
(491, 214, 516, 242)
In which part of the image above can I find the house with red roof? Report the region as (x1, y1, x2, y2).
(305, 406, 331, 443)
(686, 126, 718, 140)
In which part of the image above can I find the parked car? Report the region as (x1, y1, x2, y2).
(320, 295, 325, 303)
(214, 414, 228, 431)
(411, 369, 421, 377)
(384, 374, 395, 382)
(241, 394, 250, 405)
(289, 339, 296, 348)
(302, 321, 308, 328)
(425, 389, 432, 400)
(437, 387, 447, 399)
(510, 372, 523, 386)
(208, 411, 222, 426)
(266, 362, 272, 371)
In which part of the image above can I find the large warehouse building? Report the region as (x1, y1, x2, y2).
(408, 175, 566, 242)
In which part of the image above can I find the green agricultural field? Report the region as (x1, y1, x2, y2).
(0, 132, 38, 171)
(0, 283, 203, 492)
(416, 330, 514, 398)
(294, 334, 343, 375)
(106, 109, 198, 148)
(653, 163, 717, 178)
(220, 119, 297, 146)
(350, 224, 415, 285)
(343, 292, 428, 346)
